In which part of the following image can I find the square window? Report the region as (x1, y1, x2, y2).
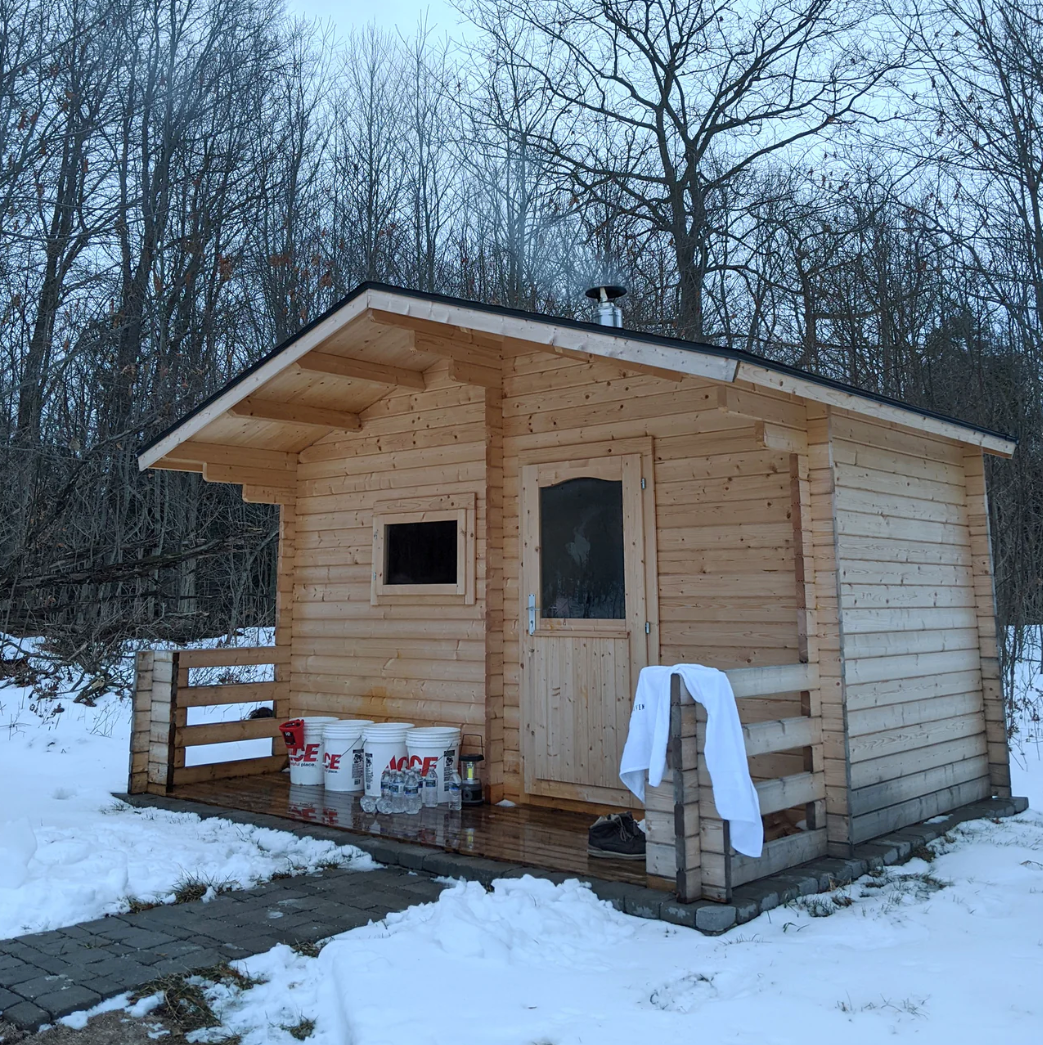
(385, 520, 458, 585)
(371, 494, 476, 604)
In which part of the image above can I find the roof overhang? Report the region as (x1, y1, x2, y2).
(138, 282, 1017, 482)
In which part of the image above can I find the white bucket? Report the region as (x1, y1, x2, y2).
(362, 723, 414, 797)
(287, 717, 340, 786)
(322, 720, 373, 792)
(406, 727, 461, 804)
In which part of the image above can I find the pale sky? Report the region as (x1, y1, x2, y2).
(287, 0, 470, 37)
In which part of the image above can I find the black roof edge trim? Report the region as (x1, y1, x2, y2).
(139, 280, 1018, 458)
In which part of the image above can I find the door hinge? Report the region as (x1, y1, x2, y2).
(528, 594, 537, 636)
(645, 621, 651, 635)
(640, 477, 646, 490)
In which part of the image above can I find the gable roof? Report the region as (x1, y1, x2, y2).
(139, 281, 1017, 469)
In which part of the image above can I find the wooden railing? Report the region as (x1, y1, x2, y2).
(128, 646, 289, 795)
(129, 648, 826, 901)
(644, 663, 827, 903)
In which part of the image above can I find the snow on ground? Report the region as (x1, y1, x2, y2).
(189, 648, 1043, 1045)
(0, 635, 374, 940)
(184, 771, 1042, 1045)
(4, 630, 1043, 1043)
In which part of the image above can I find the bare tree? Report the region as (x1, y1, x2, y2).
(464, 0, 903, 339)
(401, 21, 457, 293)
(895, 0, 1043, 676)
(901, 0, 1043, 362)
(330, 27, 407, 287)
(15, 0, 116, 443)
(0, 1, 1039, 718)
(2, 0, 122, 583)
(250, 17, 335, 344)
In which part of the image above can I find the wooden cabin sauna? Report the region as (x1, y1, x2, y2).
(128, 283, 1016, 903)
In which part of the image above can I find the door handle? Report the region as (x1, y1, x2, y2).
(528, 593, 537, 635)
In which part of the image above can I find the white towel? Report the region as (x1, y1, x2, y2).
(619, 664, 763, 858)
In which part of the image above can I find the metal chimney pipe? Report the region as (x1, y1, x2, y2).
(585, 284, 627, 327)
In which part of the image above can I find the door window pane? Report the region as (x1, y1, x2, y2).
(540, 477, 625, 619)
(385, 520, 458, 585)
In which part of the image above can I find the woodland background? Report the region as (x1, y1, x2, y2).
(1, 0, 1041, 718)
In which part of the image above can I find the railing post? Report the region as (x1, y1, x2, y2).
(127, 650, 154, 794)
(174, 658, 190, 777)
(671, 673, 702, 902)
(696, 695, 732, 902)
(145, 650, 179, 795)
(802, 688, 826, 831)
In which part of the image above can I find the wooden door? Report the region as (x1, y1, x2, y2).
(520, 452, 653, 807)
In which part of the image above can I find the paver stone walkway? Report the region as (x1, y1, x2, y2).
(0, 864, 444, 1031)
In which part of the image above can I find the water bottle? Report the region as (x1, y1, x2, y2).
(448, 770, 462, 811)
(422, 769, 438, 807)
(404, 769, 422, 814)
(377, 767, 393, 814)
(391, 769, 406, 813)
(360, 794, 377, 814)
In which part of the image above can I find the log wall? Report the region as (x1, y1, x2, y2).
(271, 341, 1005, 830)
(287, 361, 493, 740)
(501, 354, 806, 804)
(962, 448, 1011, 797)
(831, 413, 992, 844)
(280, 348, 813, 806)
(807, 407, 854, 853)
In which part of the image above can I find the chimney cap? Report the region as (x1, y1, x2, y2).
(584, 284, 627, 302)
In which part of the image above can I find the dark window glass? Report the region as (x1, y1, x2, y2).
(385, 520, 458, 585)
(540, 477, 625, 619)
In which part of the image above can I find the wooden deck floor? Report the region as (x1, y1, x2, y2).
(175, 774, 661, 888)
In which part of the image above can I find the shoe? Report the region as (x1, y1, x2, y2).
(587, 812, 646, 860)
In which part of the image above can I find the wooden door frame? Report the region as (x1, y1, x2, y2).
(518, 437, 660, 807)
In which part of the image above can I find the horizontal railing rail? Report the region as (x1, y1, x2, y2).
(128, 647, 289, 795)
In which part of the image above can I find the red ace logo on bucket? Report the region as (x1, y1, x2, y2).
(324, 751, 342, 771)
(290, 743, 320, 766)
(364, 751, 407, 782)
(408, 754, 439, 775)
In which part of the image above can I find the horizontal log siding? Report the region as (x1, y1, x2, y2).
(963, 448, 1011, 796)
(288, 362, 490, 739)
(832, 414, 990, 843)
(501, 358, 803, 804)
